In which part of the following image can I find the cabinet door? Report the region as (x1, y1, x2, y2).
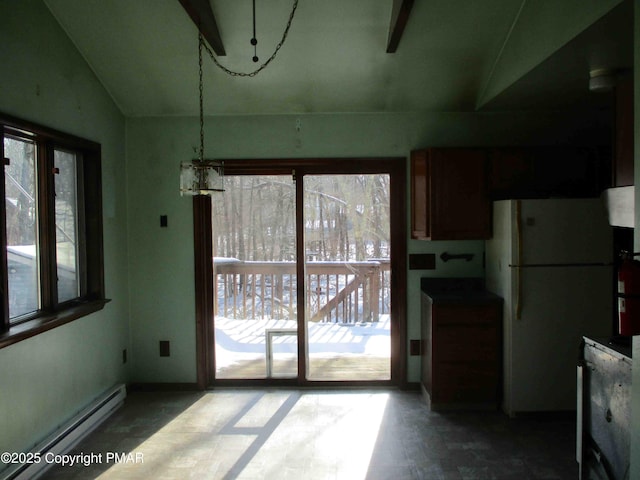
(488, 148, 534, 198)
(420, 294, 433, 395)
(430, 148, 490, 240)
(489, 147, 603, 199)
(615, 74, 634, 187)
(431, 303, 502, 406)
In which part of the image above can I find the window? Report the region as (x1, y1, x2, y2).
(1, 113, 106, 347)
(54, 148, 82, 304)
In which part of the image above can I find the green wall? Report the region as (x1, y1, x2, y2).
(0, 0, 129, 460)
(126, 110, 608, 384)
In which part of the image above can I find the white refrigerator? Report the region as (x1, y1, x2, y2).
(485, 198, 613, 416)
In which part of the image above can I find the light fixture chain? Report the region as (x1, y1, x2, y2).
(202, 0, 298, 77)
(198, 33, 204, 162)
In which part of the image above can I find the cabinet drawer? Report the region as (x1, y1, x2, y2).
(435, 361, 498, 386)
(433, 304, 498, 326)
(432, 362, 499, 403)
(434, 325, 499, 362)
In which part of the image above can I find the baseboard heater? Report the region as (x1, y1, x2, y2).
(2, 383, 126, 480)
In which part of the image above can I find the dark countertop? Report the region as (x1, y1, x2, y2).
(421, 277, 503, 305)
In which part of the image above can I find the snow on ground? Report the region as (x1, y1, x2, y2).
(214, 315, 390, 370)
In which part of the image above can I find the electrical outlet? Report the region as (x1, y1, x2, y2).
(409, 339, 422, 356)
(160, 215, 168, 227)
(409, 254, 436, 270)
(122, 349, 127, 364)
(159, 340, 170, 357)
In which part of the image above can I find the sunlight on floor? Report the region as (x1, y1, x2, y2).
(43, 388, 579, 480)
(305, 393, 389, 479)
(95, 390, 390, 479)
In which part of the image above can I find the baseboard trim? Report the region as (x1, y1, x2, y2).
(1, 384, 125, 480)
(403, 381, 421, 391)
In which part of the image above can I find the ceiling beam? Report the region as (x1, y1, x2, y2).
(178, 0, 226, 56)
(386, 0, 414, 53)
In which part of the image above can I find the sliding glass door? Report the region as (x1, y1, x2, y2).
(208, 159, 404, 385)
(304, 174, 391, 381)
(212, 175, 298, 379)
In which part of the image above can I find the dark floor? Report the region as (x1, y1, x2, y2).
(42, 389, 578, 480)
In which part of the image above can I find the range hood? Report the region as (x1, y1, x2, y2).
(601, 186, 634, 228)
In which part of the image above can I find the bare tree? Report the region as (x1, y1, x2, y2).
(213, 174, 390, 262)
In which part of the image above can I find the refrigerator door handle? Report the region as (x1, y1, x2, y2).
(515, 200, 523, 320)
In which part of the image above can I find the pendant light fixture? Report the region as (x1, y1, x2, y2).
(180, 0, 298, 195)
(179, 33, 224, 196)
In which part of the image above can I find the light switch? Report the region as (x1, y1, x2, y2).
(159, 340, 170, 357)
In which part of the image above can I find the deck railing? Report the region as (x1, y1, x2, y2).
(214, 258, 390, 323)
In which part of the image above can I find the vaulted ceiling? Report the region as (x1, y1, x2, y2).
(43, 0, 633, 117)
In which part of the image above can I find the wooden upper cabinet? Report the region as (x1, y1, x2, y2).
(614, 74, 634, 187)
(488, 147, 604, 199)
(411, 148, 491, 240)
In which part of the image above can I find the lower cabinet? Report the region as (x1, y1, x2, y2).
(421, 292, 502, 410)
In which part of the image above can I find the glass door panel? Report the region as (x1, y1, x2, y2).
(212, 175, 297, 379)
(304, 174, 391, 381)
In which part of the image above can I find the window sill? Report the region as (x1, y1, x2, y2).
(0, 299, 110, 350)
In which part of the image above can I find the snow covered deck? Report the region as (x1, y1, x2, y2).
(215, 315, 391, 380)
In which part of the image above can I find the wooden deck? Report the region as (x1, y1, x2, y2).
(214, 316, 391, 381)
(216, 354, 391, 381)
(213, 259, 391, 381)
